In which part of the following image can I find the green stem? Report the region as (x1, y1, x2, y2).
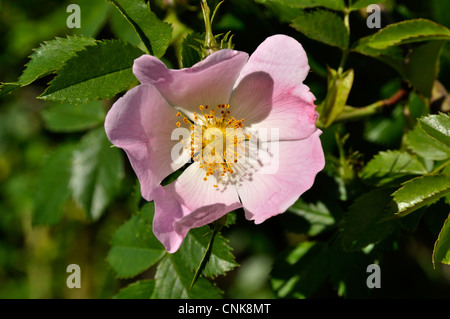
(430, 158, 450, 175)
(338, 8, 351, 74)
(334, 102, 383, 122)
(337, 50, 349, 75)
(333, 88, 408, 123)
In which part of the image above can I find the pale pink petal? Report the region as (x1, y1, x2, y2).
(230, 35, 318, 141)
(105, 84, 190, 201)
(133, 50, 248, 119)
(152, 162, 242, 253)
(236, 130, 325, 224)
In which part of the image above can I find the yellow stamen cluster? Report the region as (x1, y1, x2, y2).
(176, 104, 250, 187)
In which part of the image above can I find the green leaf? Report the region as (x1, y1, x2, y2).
(254, 0, 304, 23)
(287, 200, 335, 236)
(271, 242, 330, 298)
(108, 0, 172, 58)
(318, 68, 354, 127)
(177, 226, 238, 279)
(362, 19, 450, 50)
(0, 36, 97, 97)
(70, 128, 124, 221)
(291, 10, 349, 49)
(406, 125, 450, 161)
(109, 6, 142, 46)
(432, 0, 450, 29)
(188, 225, 218, 290)
(418, 113, 450, 149)
(33, 144, 76, 225)
(152, 254, 222, 299)
(404, 41, 445, 98)
(444, 166, 450, 206)
(41, 101, 105, 133)
(354, 38, 446, 95)
(39, 40, 144, 103)
(350, 0, 385, 10)
(0, 83, 21, 97)
(433, 213, 450, 267)
(256, 0, 345, 11)
(392, 174, 450, 217)
(340, 188, 397, 251)
(180, 32, 204, 68)
(107, 203, 166, 279)
(360, 150, 428, 186)
(363, 104, 405, 147)
(19, 36, 97, 86)
(352, 37, 405, 76)
(113, 280, 155, 299)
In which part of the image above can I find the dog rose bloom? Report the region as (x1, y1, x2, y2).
(105, 35, 325, 253)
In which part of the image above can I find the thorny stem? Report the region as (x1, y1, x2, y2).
(201, 0, 219, 57)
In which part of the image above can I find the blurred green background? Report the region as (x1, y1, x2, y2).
(0, 0, 450, 299)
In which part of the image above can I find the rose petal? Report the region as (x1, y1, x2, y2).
(133, 50, 248, 119)
(236, 130, 325, 224)
(105, 84, 190, 201)
(152, 162, 242, 253)
(231, 35, 318, 141)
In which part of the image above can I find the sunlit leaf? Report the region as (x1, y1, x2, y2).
(39, 40, 144, 103)
(392, 174, 450, 217)
(0, 36, 97, 96)
(360, 150, 428, 186)
(418, 113, 450, 148)
(19, 36, 97, 86)
(406, 125, 450, 161)
(362, 19, 450, 50)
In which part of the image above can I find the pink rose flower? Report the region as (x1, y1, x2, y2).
(105, 35, 325, 253)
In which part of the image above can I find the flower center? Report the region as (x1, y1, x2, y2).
(176, 104, 250, 187)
